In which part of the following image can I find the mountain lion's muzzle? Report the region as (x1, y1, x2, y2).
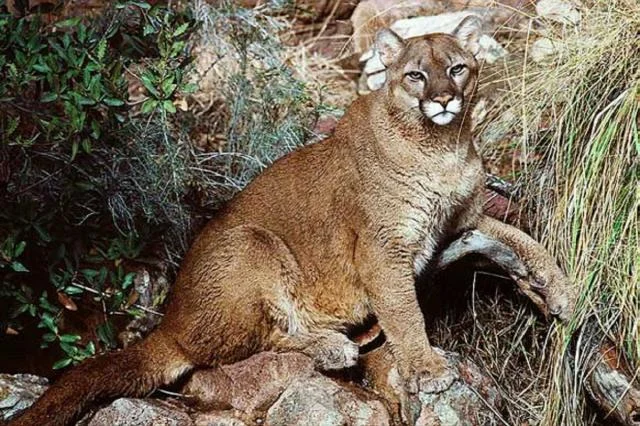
(421, 95, 462, 125)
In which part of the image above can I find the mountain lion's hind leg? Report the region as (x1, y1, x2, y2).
(229, 226, 359, 371)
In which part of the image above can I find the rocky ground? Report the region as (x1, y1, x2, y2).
(2, 350, 504, 425)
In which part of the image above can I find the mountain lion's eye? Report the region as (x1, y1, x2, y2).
(406, 71, 425, 81)
(450, 64, 466, 76)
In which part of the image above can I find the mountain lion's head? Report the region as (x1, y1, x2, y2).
(374, 17, 482, 127)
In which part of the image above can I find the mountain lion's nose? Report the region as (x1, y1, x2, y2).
(432, 94, 453, 107)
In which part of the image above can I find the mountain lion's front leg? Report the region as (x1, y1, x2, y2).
(474, 215, 576, 320)
(355, 240, 456, 397)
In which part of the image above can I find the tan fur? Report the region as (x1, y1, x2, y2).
(9, 18, 573, 426)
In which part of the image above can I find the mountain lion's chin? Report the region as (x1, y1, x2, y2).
(429, 112, 455, 126)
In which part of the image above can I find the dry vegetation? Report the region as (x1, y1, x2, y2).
(440, 1, 639, 424)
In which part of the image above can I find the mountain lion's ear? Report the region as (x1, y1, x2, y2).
(453, 16, 482, 55)
(374, 28, 405, 67)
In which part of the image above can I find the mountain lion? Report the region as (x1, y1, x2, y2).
(9, 17, 574, 426)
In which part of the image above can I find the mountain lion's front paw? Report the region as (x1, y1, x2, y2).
(517, 255, 576, 322)
(417, 366, 458, 394)
(403, 351, 459, 395)
(313, 333, 359, 371)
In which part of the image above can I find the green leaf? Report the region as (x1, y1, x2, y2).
(6, 116, 19, 137)
(14, 241, 26, 257)
(173, 22, 189, 37)
(96, 38, 107, 61)
(32, 63, 51, 73)
(140, 76, 160, 98)
(39, 292, 59, 313)
(12, 303, 30, 317)
(124, 1, 151, 9)
(103, 98, 125, 107)
(143, 23, 155, 37)
(59, 334, 81, 343)
(81, 139, 92, 154)
(11, 261, 29, 272)
(83, 341, 96, 356)
(97, 267, 108, 285)
(41, 92, 58, 103)
(182, 82, 198, 94)
(78, 96, 96, 106)
(52, 357, 73, 370)
(122, 272, 136, 290)
(42, 332, 57, 343)
(171, 41, 186, 56)
(33, 224, 51, 242)
(60, 341, 78, 356)
(71, 140, 79, 161)
(39, 312, 58, 334)
(162, 100, 176, 114)
(141, 99, 158, 114)
(64, 286, 84, 295)
(81, 268, 99, 279)
(55, 18, 81, 29)
(96, 321, 116, 348)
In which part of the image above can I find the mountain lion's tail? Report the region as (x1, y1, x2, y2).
(8, 329, 193, 426)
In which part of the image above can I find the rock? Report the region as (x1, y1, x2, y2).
(2, 351, 498, 425)
(351, 0, 447, 53)
(477, 34, 508, 64)
(312, 115, 340, 138)
(361, 346, 502, 425)
(192, 410, 247, 426)
(0, 374, 48, 422)
(182, 352, 316, 417)
(530, 37, 557, 62)
(187, 352, 392, 425)
(414, 352, 502, 426)
(388, 11, 479, 40)
(87, 398, 193, 426)
(536, 0, 581, 25)
(266, 376, 391, 426)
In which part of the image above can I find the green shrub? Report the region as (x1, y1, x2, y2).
(0, 0, 323, 371)
(0, 0, 198, 369)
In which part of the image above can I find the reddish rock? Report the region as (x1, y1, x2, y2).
(312, 115, 339, 137)
(483, 188, 522, 226)
(182, 352, 316, 418)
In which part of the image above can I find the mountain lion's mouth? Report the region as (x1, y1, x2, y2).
(429, 111, 455, 126)
(421, 99, 461, 126)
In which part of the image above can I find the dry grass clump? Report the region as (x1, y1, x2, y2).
(428, 277, 551, 425)
(185, 0, 324, 207)
(469, 1, 639, 424)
